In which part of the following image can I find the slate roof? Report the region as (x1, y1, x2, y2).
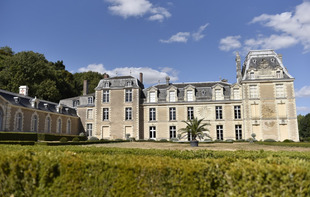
(0, 89, 78, 116)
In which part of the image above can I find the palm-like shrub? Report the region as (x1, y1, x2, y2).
(179, 117, 210, 141)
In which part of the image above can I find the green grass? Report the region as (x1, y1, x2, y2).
(256, 141, 310, 148)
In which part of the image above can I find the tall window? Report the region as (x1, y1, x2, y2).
(88, 97, 93, 104)
(16, 113, 22, 131)
(235, 125, 242, 140)
(125, 89, 132, 102)
(45, 116, 51, 133)
(249, 85, 258, 98)
(125, 107, 132, 120)
(57, 118, 62, 133)
(169, 107, 176, 121)
(87, 109, 93, 119)
(32, 115, 38, 132)
(103, 108, 109, 120)
(187, 107, 194, 120)
(149, 108, 156, 121)
(86, 123, 92, 136)
(169, 91, 176, 102)
(233, 88, 240, 100)
(170, 126, 176, 139)
(216, 125, 223, 140)
(276, 71, 281, 78)
(149, 126, 156, 139)
(149, 92, 156, 102)
(187, 90, 193, 101)
(215, 106, 222, 120)
(276, 84, 284, 98)
(250, 72, 255, 79)
(67, 119, 71, 134)
(103, 90, 110, 103)
(234, 106, 241, 119)
(215, 89, 222, 100)
(0, 108, 3, 131)
(73, 100, 79, 107)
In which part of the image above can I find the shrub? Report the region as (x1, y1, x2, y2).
(235, 139, 245, 142)
(264, 139, 277, 142)
(59, 137, 67, 143)
(203, 139, 213, 142)
(170, 138, 179, 142)
(88, 136, 99, 141)
(72, 137, 80, 142)
(147, 139, 155, 141)
(225, 139, 234, 143)
(159, 139, 168, 142)
(283, 139, 294, 143)
(0, 132, 37, 141)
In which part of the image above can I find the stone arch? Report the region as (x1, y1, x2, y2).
(31, 112, 39, 132)
(14, 109, 24, 132)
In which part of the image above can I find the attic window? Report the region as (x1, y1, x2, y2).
(276, 71, 281, 78)
(88, 97, 93, 104)
(253, 59, 256, 63)
(44, 103, 49, 109)
(126, 81, 132, 87)
(13, 97, 20, 103)
(271, 58, 275, 63)
(104, 82, 110, 88)
(250, 72, 255, 79)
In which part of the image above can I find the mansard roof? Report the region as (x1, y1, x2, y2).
(0, 89, 78, 116)
(153, 81, 230, 89)
(96, 75, 144, 90)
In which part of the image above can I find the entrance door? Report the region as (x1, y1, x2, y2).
(125, 126, 133, 139)
(102, 126, 110, 139)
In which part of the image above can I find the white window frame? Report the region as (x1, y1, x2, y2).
(87, 109, 93, 119)
(249, 85, 258, 99)
(103, 90, 110, 103)
(149, 108, 156, 121)
(234, 105, 241, 119)
(125, 89, 132, 102)
(149, 92, 156, 103)
(235, 125, 242, 140)
(169, 91, 176, 102)
(216, 106, 223, 120)
(169, 107, 176, 121)
(233, 88, 240, 100)
(103, 108, 109, 121)
(149, 126, 156, 139)
(187, 90, 193, 101)
(88, 97, 93, 104)
(216, 125, 223, 140)
(125, 107, 132, 120)
(276, 84, 284, 98)
(170, 126, 176, 139)
(86, 123, 93, 137)
(187, 107, 194, 120)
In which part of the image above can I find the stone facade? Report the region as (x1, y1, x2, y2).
(59, 49, 299, 141)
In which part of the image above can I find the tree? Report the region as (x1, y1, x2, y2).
(73, 71, 105, 95)
(298, 113, 310, 139)
(178, 117, 210, 142)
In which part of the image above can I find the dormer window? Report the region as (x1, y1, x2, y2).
(250, 72, 255, 79)
(30, 97, 39, 109)
(149, 92, 156, 103)
(104, 82, 110, 88)
(44, 103, 49, 109)
(276, 71, 281, 78)
(233, 88, 240, 100)
(13, 97, 20, 104)
(215, 89, 222, 100)
(169, 91, 176, 102)
(56, 104, 63, 113)
(88, 97, 93, 104)
(126, 81, 132, 87)
(187, 90, 193, 101)
(73, 100, 80, 107)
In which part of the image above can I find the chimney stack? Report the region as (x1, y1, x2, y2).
(165, 76, 170, 86)
(103, 73, 109, 79)
(83, 80, 88, 95)
(19, 85, 29, 96)
(278, 54, 283, 63)
(139, 72, 143, 84)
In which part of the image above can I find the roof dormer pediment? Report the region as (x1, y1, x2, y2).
(212, 83, 223, 89)
(147, 86, 158, 92)
(167, 85, 177, 91)
(184, 84, 195, 90)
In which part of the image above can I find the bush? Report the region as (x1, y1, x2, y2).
(147, 139, 155, 141)
(88, 136, 99, 141)
(264, 139, 277, 142)
(159, 139, 168, 142)
(283, 139, 294, 143)
(38, 133, 87, 141)
(0, 132, 37, 141)
(59, 137, 67, 143)
(170, 138, 179, 142)
(72, 137, 80, 142)
(225, 139, 234, 143)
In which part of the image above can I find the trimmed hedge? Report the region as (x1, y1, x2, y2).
(0, 132, 37, 141)
(0, 146, 309, 196)
(37, 133, 87, 141)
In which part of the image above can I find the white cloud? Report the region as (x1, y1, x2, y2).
(78, 64, 178, 85)
(106, 0, 171, 22)
(160, 32, 190, 43)
(295, 86, 310, 98)
(250, 1, 310, 52)
(192, 23, 209, 41)
(219, 35, 241, 51)
(297, 106, 310, 114)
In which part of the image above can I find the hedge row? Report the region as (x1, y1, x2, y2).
(0, 132, 87, 142)
(0, 146, 310, 196)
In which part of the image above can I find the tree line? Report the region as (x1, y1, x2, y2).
(0, 46, 105, 102)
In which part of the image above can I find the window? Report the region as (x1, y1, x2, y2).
(149, 92, 156, 102)
(249, 85, 258, 98)
(233, 88, 240, 100)
(88, 97, 93, 104)
(126, 81, 132, 87)
(86, 123, 93, 136)
(169, 91, 176, 102)
(15, 113, 22, 131)
(187, 107, 194, 120)
(125, 107, 132, 120)
(250, 72, 255, 79)
(149, 108, 156, 121)
(67, 119, 71, 134)
(87, 109, 93, 119)
(235, 125, 242, 140)
(216, 125, 223, 140)
(170, 126, 176, 139)
(31, 115, 38, 132)
(215, 106, 222, 120)
(103, 108, 109, 120)
(234, 106, 241, 119)
(103, 90, 109, 103)
(57, 118, 62, 133)
(125, 89, 132, 102)
(215, 89, 222, 100)
(104, 82, 109, 88)
(73, 100, 79, 107)
(276, 71, 281, 78)
(169, 107, 176, 121)
(187, 90, 193, 101)
(45, 116, 51, 133)
(149, 126, 156, 139)
(276, 84, 284, 98)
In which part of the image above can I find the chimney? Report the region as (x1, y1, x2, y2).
(103, 73, 109, 79)
(165, 76, 170, 86)
(139, 72, 143, 84)
(235, 52, 242, 84)
(278, 54, 283, 63)
(83, 80, 88, 95)
(19, 85, 29, 96)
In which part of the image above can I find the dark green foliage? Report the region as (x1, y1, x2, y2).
(72, 71, 105, 95)
(72, 137, 80, 142)
(159, 139, 168, 142)
(37, 133, 87, 141)
(0, 141, 35, 145)
(0, 145, 310, 196)
(264, 139, 277, 142)
(88, 136, 99, 141)
(0, 132, 37, 141)
(59, 137, 67, 143)
(298, 113, 310, 138)
(283, 139, 294, 142)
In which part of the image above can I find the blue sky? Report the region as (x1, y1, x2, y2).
(0, 0, 309, 114)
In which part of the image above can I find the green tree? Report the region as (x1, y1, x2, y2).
(178, 117, 210, 141)
(298, 113, 310, 139)
(73, 71, 105, 95)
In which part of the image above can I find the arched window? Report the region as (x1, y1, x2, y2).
(0, 108, 3, 131)
(67, 119, 71, 134)
(15, 113, 23, 131)
(31, 115, 38, 132)
(45, 116, 51, 133)
(57, 118, 62, 133)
